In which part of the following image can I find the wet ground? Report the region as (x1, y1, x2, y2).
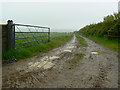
(2, 35, 118, 88)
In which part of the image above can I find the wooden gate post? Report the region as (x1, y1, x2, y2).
(7, 20, 15, 50)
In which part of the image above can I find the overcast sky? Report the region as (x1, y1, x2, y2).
(1, 0, 119, 32)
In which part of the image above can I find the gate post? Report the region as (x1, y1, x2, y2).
(48, 28, 50, 42)
(7, 20, 15, 50)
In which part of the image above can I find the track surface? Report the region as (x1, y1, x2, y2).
(2, 35, 118, 88)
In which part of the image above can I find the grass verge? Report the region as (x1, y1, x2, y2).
(2, 32, 73, 64)
(81, 34, 118, 51)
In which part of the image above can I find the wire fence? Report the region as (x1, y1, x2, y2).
(14, 24, 50, 49)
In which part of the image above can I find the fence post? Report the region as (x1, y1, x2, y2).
(7, 20, 15, 50)
(48, 28, 50, 42)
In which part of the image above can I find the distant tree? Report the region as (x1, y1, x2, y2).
(113, 12, 119, 20)
(104, 15, 114, 22)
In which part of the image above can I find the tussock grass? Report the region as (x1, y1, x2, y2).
(2, 32, 73, 63)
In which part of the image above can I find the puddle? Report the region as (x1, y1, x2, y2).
(31, 62, 41, 67)
(43, 62, 54, 69)
(41, 56, 59, 61)
(97, 52, 105, 54)
(28, 56, 59, 70)
(28, 62, 33, 65)
(36, 61, 54, 69)
(49, 56, 59, 60)
(91, 51, 105, 55)
(64, 50, 72, 52)
(29, 61, 54, 70)
(67, 46, 75, 49)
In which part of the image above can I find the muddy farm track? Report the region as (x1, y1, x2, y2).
(2, 35, 118, 88)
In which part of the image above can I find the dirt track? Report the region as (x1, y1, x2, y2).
(2, 35, 118, 88)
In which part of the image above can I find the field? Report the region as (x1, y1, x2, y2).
(15, 32, 50, 49)
(2, 32, 73, 63)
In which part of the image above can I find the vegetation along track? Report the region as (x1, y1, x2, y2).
(2, 34, 118, 88)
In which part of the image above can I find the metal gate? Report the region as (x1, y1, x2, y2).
(14, 24, 50, 49)
(7, 20, 50, 50)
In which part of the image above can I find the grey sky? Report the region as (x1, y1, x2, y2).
(1, 2, 118, 32)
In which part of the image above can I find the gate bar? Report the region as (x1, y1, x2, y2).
(14, 24, 50, 29)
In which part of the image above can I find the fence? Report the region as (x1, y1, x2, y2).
(2, 20, 50, 51)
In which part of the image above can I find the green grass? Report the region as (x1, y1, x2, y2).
(76, 33, 87, 47)
(15, 32, 49, 48)
(68, 53, 84, 64)
(2, 32, 73, 63)
(83, 35, 118, 51)
(67, 53, 84, 69)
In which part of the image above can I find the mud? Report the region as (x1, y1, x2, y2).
(2, 35, 118, 88)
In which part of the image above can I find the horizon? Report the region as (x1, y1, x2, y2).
(1, 1, 118, 32)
